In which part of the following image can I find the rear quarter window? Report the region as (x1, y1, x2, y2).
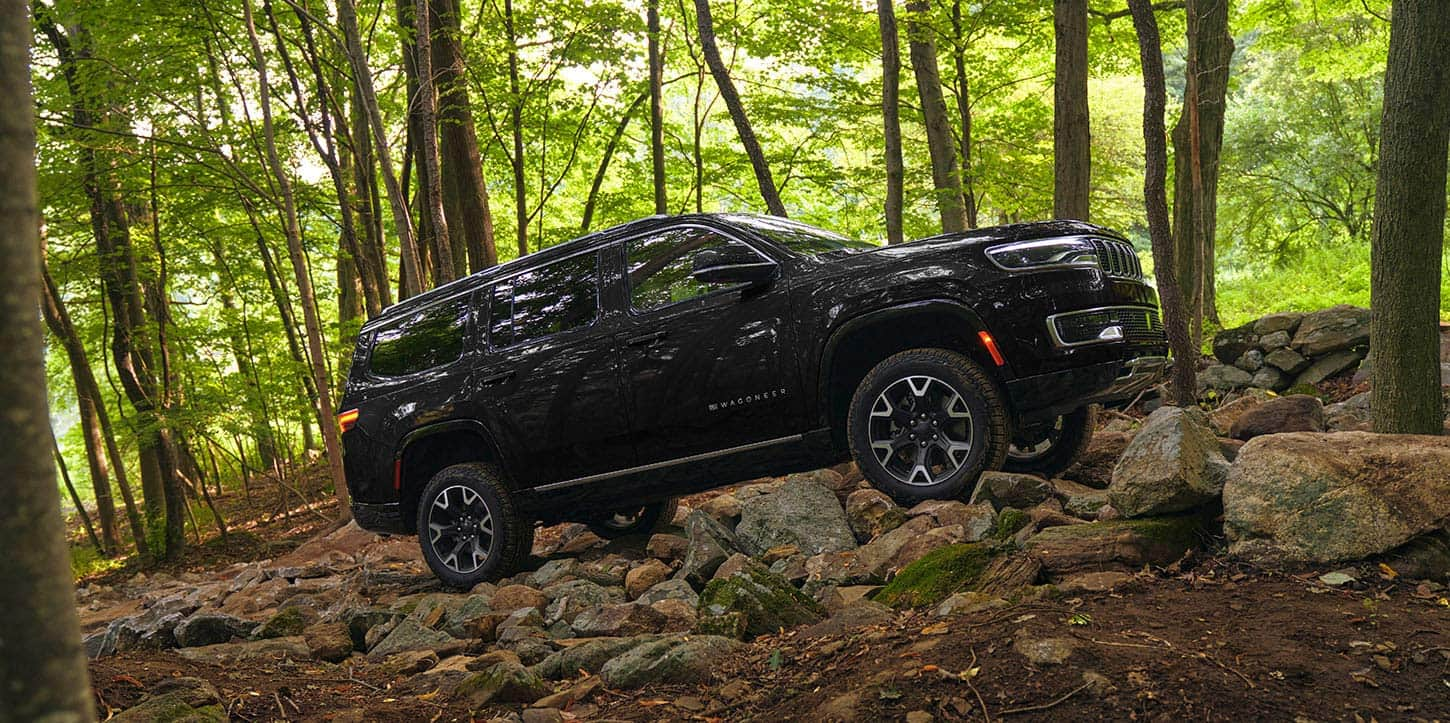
(369, 300, 470, 377)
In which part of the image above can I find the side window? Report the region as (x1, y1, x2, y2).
(492, 253, 600, 347)
(627, 228, 761, 311)
(369, 299, 469, 377)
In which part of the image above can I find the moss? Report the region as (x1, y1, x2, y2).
(694, 611, 747, 640)
(698, 566, 824, 638)
(872, 542, 1000, 609)
(992, 509, 1030, 539)
(1029, 514, 1204, 549)
(453, 663, 547, 706)
(114, 694, 226, 723)
(1284, 383, 1322, 398)
(255, 607, 307, 639)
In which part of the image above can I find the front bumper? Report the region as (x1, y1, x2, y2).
(352, 501, 408, 535)
(1006, 353, 1168, 421)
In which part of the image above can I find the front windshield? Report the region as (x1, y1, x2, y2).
(726, 215, 878, 256)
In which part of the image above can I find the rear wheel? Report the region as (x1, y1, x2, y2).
(416, 463, 533, 589)
(587, 499, 679, 540)
(847, 348, 1009, 505)
(1003, 405, 1096, 478)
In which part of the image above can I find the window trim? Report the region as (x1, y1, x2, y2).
(622, 223, 773, 317)
(487, 249, 605, 352)
(364, 292, 475, 381)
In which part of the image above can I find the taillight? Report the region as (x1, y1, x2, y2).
(338, 408, 360, 433)
(977, 331, 1007, 367)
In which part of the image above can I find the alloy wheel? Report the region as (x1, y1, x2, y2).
(867, 375, 975, 486)
(426, 484, 495, 574)
(1008, 416, 1064, 461)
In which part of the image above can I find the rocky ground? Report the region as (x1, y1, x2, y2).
(75, 338, 1450, 722)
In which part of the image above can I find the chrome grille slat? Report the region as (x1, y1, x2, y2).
(1088, 237, 1143, 280)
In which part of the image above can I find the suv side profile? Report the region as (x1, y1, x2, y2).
(338, 214, 1167, 587)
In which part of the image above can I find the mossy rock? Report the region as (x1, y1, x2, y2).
(254, 606, 309, 639)
(694, 611, 748, 640)
(111, 694, 226, 723)
(1024, 514, 1207, 574)
(873, 542, 1002, 609)
(992, 508, 1030, 539)
(1283, 383, 1321, 398)
(452, 661, 548, 706)
(698, 566, 825, 638)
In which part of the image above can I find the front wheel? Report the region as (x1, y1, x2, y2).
(1003, 406, 1096, 479)
(587, 499, 679, 540)
(846, 348, 1009, 505)
(416, 463, 533, 589)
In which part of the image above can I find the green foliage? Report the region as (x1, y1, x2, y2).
(873, 542, 1000, 609)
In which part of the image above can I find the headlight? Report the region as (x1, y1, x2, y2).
(985, 238, 1100, 271)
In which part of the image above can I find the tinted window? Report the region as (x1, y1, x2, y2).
(627, 228, 760, 311)
(725, 214, 876, 255)
(490, 253, 599, 347)
(369, 300, 469, 377)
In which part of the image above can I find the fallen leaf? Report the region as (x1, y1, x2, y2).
(1319, 572, 1355, 586)
(417, 689, 439, 701)
(1012, 614, 1037, 623)
(921, 665, 939, 673)
(921, 623, 950, 635)
(638, 699, 671, 707)
(1378, 563, 1397, 580)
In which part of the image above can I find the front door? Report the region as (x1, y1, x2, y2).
(617, 225, 803, 466)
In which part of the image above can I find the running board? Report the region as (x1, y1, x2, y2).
(533, 433, 805, 492)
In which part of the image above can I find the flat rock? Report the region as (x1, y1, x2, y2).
(1291, 304, 1370, 356)
(736, 475, 858, 556)
(907, 500, 996, 541)
(1228, 394, 1324, 440)
(173, 612, 254, 648)
(1293, 349, 1364, 386)
(969, 472, 1053, 511)
(1013, 635, 1077, 665)
(176, 636, 310, 665)
(1255, 312, 1305, 336)
(599, 634, 743, 688)
(1024, 516, 1203, 576)
(676, 510, 740, 586)
(571, 603, 668, 637)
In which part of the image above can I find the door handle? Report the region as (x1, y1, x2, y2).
(480, 370, 515, 385)
(627, 330, 669, 346)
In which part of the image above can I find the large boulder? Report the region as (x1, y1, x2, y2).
(1213, 323, 1259, 364)
(1291, 305, 1370, 357)
(698, 562, 825, 638)
(1107, 406, 1229, 517)
(677, 510, 741, 586)
(571, 603, 669, 637)
(1024, 515, 1205, 576)
(1197, 364, 1253, 394)
(1228, 394, 1325, 440)
(735, 475, 857, 556)
(599, 634, 743, 688)
(1224, 432, 1450, 564)
(173, 612, 254, 648)
(531, 635, 661, 680)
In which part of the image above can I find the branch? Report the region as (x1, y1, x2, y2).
(1091, 0, 1183, 22)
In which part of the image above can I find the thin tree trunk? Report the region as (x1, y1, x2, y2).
(1370, 0, 1450, 435)
(1054, 0, 1091, 221)
(583, 90, 650, 233)
(1129, 0, 1196, 407)
(950, 0, 977, 229)
(349, 81, 392, 307)
(906, 0, 967, 232)
(694, 0, 788, 217)
(504, 0, 530, 256)
(408, 0, 455, 284)
(649, 0, 669, 214)
(433, 0, 497, 271)
(879, 0, 906, 243)
(53, 430, 102, 554)
(244, 0, 352, 519)
(0, 3, 95, 713)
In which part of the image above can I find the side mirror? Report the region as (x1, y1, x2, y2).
(690, 246, 778, 287)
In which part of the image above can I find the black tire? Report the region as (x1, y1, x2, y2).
(847, 348, 1009, 505)
(587, 499, 679, 540)
(1003, 405, 1096, 479)
(416, 463, 533, 589)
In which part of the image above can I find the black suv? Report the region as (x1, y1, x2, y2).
(338, 214, 1166, 586)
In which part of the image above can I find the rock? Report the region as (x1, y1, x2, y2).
(454, 660, 549, 706)
(1058, 571, 1135, 593)
(1013, 635, 1077, 665)
(933, 591, 1007, 617)
(712, 552, 757, 582)
(735, 475, 857, 556)
(624, 559, 671, 600)
(872, 543, 1003, 609)
(1024, 515, 1204, 576)
(975, 553, 1044, 596)
(1108, 406, 1229, 517)
(1381, 530, 1450, 582)
(762, 544, 801, 564)
(367, 619, 455, 659)
(531, 635, 660, 679)
(111, 694, 225, 723)
(176, 637, 310, 665)
(599, 634, 743, 688)
(969, 472, 1053, 511)
(906, 712, 934, 723)
(694, 611, 748, 639)
(817, 691, 863, 722)
(1291, 305, 1370, 356)
(1224, 432, 1450, 564)
(492, 585, 549, 613)
(522, 708, 565, 723)
(799, 600, 894, 638)
(173, 612, 253, 648)
(1213, 323, 1259, 364)
(650, 598, 698, 631)
(1255, 312, 1305, 337)
(542, 580, 622, 625)
(907, 500, 996, 541)
(1234, 349, 1264, 373)
(531, 675, 603, 709)
(992, 508, 1031, 539)
(255, 606, 316, 640)
(646, 533, 688, 561)
(150, 676, 221, 708)
(1259, 333, 1293, 354)
(527, 559, 581, 588)
(789, 467, 856, 505)
(344, 607, 401, 651)
(677, 510, 740, 586)
(1325, 390, 1373, 431)
(1264, 347, 1310, 374)
(700, 493, 743, 525)
(698, 564, 825, 638)
(1250, 366, 1289, 391)
(1053, 479, 1110, 519)
(443, 596, 506, 640)
(636, 578, 700, 606)
(303, 621, 354, 662)
(845, 489, 906, 542)
(571, 603, 668, 637)
(1197, 364, 1253, 394)
(1293, 349, 1364, 386)
(1219, 437, 1245, 461)
(1228, 394, 1325, 440)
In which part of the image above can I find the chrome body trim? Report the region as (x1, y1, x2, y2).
(533, 433, 805, 492)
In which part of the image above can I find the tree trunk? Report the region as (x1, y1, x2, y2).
(244, 0, 352, 519)
(906, 0, 967, 233)
(1370, 0, 1450, 434)
(950, 0, 977, 229)
(0, 4, 95, 714)
(1129, 0, 1197, 407)
(504, 0, 530, 256)
(878, 0, 906, 243)
(404, 0, 455, 284)
(338, 0, 425, 298)
(1054, 0, 1091, 221)
(583, 90, 649, 232)
(433, 0, 498, 272)
(649, 0, 669, 214)
(694, 0, 788, 217)
(53, 429, 102, 554)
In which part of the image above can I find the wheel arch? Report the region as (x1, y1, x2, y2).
(394, 420, 507, 534)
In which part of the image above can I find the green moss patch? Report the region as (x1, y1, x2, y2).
(698, 566, 824, 638)
(872, 542, 1001, 609)
(992, 509, 1030, 539)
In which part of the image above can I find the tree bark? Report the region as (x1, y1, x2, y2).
(1370, 0, 1450, 435)
(694, 0, 788, 217)
(583, 90, 649, 232)
(1129, 0, 1197, 407)
(407, 0, 455, 284)
(906, 0, 967, 233)
(1054, 0, 1091, 221)
(0, 3, 95, 714)
(649, 0, 669, 214)
(949, 0, 977, 229)
(503, 0, 530, 256)
(433, 0, 497, 272)
(244, 0, 352, 519)
(879, 0, 906, 243)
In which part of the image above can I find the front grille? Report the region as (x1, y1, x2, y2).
(1089, 238, 1144, 280)
(1050, 306, 1165, 347)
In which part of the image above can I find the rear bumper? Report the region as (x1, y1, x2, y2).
(1006, 353, 1168, 421)
(352, 501, 408, 535)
